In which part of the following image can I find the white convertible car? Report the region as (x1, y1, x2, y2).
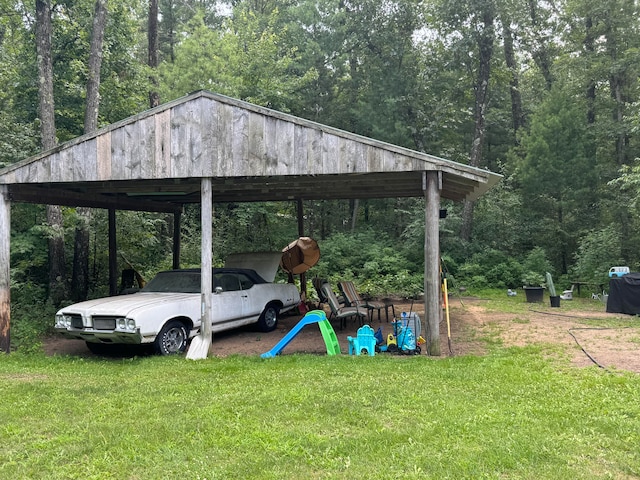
(54, 255, 300, 355)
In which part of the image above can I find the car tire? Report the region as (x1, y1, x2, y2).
(155, 320, 188, 355)
(257, 304, 279, 332)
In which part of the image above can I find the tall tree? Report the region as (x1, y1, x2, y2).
(516, 86, 597, 271)
(148, 0, 160, 107)
(71, 0, 108, 302)
(36, 0, 68, 306)
(453, 0, 497, 241)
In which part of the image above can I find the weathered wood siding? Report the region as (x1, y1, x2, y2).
(0, 92, 488, 187)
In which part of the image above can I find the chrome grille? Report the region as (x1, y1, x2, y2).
(92, 316, 117, 330)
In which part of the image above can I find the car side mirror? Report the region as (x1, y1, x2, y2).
(215, 286, 223, 294)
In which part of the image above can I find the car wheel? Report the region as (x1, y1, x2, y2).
(257, 304, 279, 332)
(155, 320, 188, 355)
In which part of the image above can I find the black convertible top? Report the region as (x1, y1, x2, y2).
(142, 268, 269, 294)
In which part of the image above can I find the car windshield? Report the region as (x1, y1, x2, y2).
(142, 271, 201, 293)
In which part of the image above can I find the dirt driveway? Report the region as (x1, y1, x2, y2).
(44, 297, 640, 373)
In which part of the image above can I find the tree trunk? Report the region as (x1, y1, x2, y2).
(148, 0, 160, 108)
(460, 3, 495, 242)
(502, 19, 525, 134)
(36, 0, 67, 306)
(72, 0, 108, 302)
(584, 16, 596, 125)
(528, 0, 554, 90)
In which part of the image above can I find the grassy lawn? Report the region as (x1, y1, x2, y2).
(1, 342, 639, 479)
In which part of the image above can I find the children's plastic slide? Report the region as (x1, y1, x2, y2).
(260, 310, 340, 358)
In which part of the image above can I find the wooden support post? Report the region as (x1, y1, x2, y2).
(296, 198, 307, 297)
(186, 178, 213, 360)
(0, 185, 10, 353)
(172, 210, 181, 270)
(200, 179, 213, 343)
(424, 171, 441, 356)
(108, 209, 117, 296)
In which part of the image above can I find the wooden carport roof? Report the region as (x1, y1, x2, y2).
(0, 90, 501, 357)
(0, 90, 500, 210)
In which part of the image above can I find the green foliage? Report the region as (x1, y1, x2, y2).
(158, 9, 317, 109)
(8, 281, 56, 353)
(521, 247, 553, 287)
(572, 226, 625, 284)
(457, 250, 524, 289)
(3, 0, 640, 319)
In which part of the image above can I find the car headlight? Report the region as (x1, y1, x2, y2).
(55, 314, 72, 328)
(117, 318, 136, 331)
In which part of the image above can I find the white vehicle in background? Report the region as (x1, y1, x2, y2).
(54, 254, 300, 355)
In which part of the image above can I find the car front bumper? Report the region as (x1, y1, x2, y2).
(55, 327, 145, 345)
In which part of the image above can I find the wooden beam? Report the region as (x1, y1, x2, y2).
(296, 198, 307, 298)
(186, 179, 213, 360)
(424, 171, 441, 356)
(201, 178, 213, 347)
(108, 209, 117, 296)
(8, 185, 182, 213)
(0, 185, 10, 353)
(172, 210, 181, 270)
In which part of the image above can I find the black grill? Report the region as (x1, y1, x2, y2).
(70, 315, 83, 329)
(92, 316, 117, 330)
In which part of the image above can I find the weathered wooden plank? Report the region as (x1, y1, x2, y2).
(36, 155, 51, 183)
(121, 123, 140, 179)
(292, 124, 308, 175)
(185, 177, 213, 360)
(367, 145, 384, 172)
(353, 141, 367, 173)
(0, 185, 10, 353)
(275, 119, 294, 176)
(247, 111, 265, 168)
(110, 124, 128, 180)
(231, 106, 249, 176)
(199, 97, 217, 177)
(154, 109, 171, 179)
(343, 138, 357, 173)
(424, 171, 441, 356)
(136, 116, 155, 179)
(214, 102, 234, 176)
(171, 99, 204, 178)
(322, 133, 340, 173)
(97, 132, 112, 181)
(58, 148, 75, 182)
(262, 116, 278, 175)
(73, 139, 98, 182)
(307, 128, 323, 171)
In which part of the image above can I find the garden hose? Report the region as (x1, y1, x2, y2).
(529, 308, 633, 372)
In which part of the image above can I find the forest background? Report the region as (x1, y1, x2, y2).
(1, 0, 639, 350)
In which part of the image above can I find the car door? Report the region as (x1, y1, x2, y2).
(210, 273, 249, 330)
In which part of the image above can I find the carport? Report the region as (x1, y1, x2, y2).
(0, 90, 501, 356)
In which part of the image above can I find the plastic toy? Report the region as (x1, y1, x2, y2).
(347, 324, 376, 356)
(261, 310, 340, 358)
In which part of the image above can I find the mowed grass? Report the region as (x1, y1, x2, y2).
(1, 346, 639, 479)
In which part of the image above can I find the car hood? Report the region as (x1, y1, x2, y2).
(57, 292, 196, 316)
(224, 252, 282, 282)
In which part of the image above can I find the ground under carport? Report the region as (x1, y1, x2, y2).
(43, 298, 640, 373)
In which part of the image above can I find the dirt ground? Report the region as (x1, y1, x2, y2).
(43, 297, 640, 373)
